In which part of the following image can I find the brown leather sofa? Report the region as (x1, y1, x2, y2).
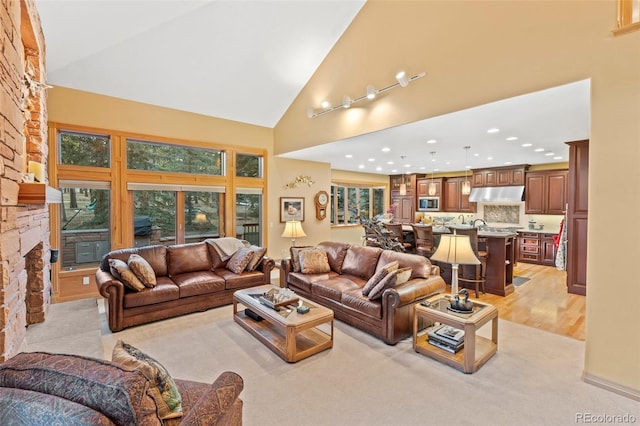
(0, 351, 243, 425)
(281, 241, 446, 345)
(96, 240, 275, 332)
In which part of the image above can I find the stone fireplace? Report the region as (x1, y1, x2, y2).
(0, 0, 50, 361)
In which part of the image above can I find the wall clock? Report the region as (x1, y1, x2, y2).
(315, 190, 329, 220)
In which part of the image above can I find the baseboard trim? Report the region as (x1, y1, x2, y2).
(583, 371, 640, 402)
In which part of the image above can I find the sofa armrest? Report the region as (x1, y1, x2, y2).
(430, 265, 441, 276)
(95, 269, 126, 332)
(180, 371, 244, 426)
(258, 257, 276, 274)
(280, 258, 293, 288)
(383, 276, 446, 307)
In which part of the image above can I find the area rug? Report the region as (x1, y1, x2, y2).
(513, 276, 531, 286)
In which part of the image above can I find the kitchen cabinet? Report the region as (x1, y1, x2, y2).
(566, 140, 588, 296)
(443, 177, 476, 213)
(390, 174, 415, 194)
(517, 231, 557, 266)
(390, 194, 415, 224)
(472, 165, 527, 187)
(525, 170, 568, 215)
(416, 177, 442, 197)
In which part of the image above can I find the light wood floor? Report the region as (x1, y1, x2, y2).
(461, 263, 586, 341)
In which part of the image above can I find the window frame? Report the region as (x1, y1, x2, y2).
(330, 182, 387, 226)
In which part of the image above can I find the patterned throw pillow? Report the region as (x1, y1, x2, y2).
(290, 246, 313, 272)
(226, 247, 254, 274)
(109, 259, 145, 291)
(367, 265, 412, 300)
(127, 254, 157, 288)
(112, 340, 183, 420)
(298, 249, 331, 274)
(362, 261, 399, 297)
(245, 246, 267, 272)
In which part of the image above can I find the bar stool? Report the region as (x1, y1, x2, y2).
(383, 223, 414, 252)
(452, 227, 488, 298)
(412, 224, 435, 257)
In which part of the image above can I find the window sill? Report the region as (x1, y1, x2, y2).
(612, 22, 640, 36)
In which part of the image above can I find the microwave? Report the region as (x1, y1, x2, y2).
(418, 196, 440, 212)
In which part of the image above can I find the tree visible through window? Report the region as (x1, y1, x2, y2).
(59, 131, 110, 167)
(331, 184, 386, 225)
(127, 139, 223, 175)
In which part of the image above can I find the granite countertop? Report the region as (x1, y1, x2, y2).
(518, 229, 560, 235)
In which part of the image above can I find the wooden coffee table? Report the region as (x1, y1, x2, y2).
(233, 285, 334, 363)
(413, 295, 498, 373)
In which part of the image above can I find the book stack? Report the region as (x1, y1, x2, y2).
(427, 324, 465, 353)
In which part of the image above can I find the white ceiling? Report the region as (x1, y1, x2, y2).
(35, 1, 590, 175)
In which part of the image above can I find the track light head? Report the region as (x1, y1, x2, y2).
(366, 85, 376, 100)
(396, 71, 409, 87)
(342, 96, 352, 108)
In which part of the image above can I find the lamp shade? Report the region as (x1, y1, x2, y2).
(281, 221, 306, 239)
(430, 234, 480, 265)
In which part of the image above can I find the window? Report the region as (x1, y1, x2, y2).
(59, 131, 110, 167)
(127, 139, 223, 175)
(132, 190, 177, 246)
(185, 191, 221, 242)
(59, 181, 110, 269)
(615, 0, 640, 34)
(236, 189, 263, 246)
(236, 153, 263, 178)
(331, 184, 386, 225)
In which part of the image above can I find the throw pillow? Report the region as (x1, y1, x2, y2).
(245, 246, 267, 272)
(109, 259, 145, 291)
(127, 254, 157, 288)
(226, 247, 254, 274)
(298, 249, 331, 274)
(290, 246, 313, 272)
(395, 267, 413, 285)
(362, 261, 399, 297)
(112, 340, 183, 420)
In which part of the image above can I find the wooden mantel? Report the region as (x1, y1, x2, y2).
(18, 183, 62, 204)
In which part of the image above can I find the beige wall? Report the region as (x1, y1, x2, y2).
(275, 1, 640, 396)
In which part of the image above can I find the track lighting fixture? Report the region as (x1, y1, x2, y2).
(307, 70, 426, 118)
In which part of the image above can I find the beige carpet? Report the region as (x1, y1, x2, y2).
(25, 299, 639, 426)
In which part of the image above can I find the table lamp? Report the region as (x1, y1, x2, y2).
(281, 220, 306, 247)
(430, 232, 480, 296)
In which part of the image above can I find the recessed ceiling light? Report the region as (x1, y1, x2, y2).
(504, 161, 512, 165)
(545, 152, 555, 156)
(506, 136, 518, 141)
(427, 139, 437, 144)
(381, 147, 390, 152)
(473, 153, 479, 157)
(521, 143, 532, 147)
(434, 168, 440, 172)
(419, 166, 426, 170)
(404, 164, 411, 168)
(321, 100, 330, 109)
(554, 156, 562, 160)
(358, 164, 365, 169)
(534, 148, 545, 152)
(345, 154, 353, 158)
(391, 169, 398, 173)
(368, 158, 375, 162)
(445, 161, 451, 165)
(376, 167, 382, 171)
(487, 156, 493, 160)
(487, 128, 500, 134)
(387, 161, 394, 165)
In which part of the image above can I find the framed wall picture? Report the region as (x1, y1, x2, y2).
(280, 197, 304, 222)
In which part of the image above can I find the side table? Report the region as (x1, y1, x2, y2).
(413, 295, 498, 373)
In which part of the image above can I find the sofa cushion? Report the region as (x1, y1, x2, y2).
(0, 352, 160, 426)
(245, 246, 267, 271)
(290, 246, 313, 272)
(362, 261, 399, 297)
(311, 276, 363, 302)
(124, 278, 180, 309)
(167, 242, 211, 277)
(376, 250, 432, 279)
(172, 271, 225, 298)
(226, 247, 254, 274)
(299, 249, 331, 274)
(0, 387, 114, 425)
(103, 245, 168, 277)
(205, 240, 228, 269)
(316, 241, 350, 273)
(109, 259, 145, 291)
(287, 271, 338, 293)
(340, 245, 383, 280)
(214, 268, 266, 290)
(342, 289, 383, 318)
(112, 340, 183, 420)
(128, 254, 157, 288)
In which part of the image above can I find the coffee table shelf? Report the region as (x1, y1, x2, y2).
(233, 285, 334, 363)
(413, 295, 498, 373)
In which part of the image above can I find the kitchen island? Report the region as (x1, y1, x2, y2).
(430, 225, 516, 297)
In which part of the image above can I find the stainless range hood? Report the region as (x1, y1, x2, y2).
(469, 185, 525, 203)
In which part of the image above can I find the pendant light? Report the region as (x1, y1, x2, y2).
(399, 156, 407, 195)
(461, 146, 471, 195)
(428, 151, 437, 196)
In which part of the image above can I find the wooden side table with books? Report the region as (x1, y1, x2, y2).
(413, 295, 498, 373)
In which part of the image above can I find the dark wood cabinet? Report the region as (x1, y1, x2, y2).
(416, 178, 442, 197)
(390, 174, 415, 194)
(525, 170, 568, 215)
(517, 231, 557, 266)
(443, 177, 475, 213)
(391, 194, 415, 224)
(472, 165, 527, 187)
(566, 140, 588, 296)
